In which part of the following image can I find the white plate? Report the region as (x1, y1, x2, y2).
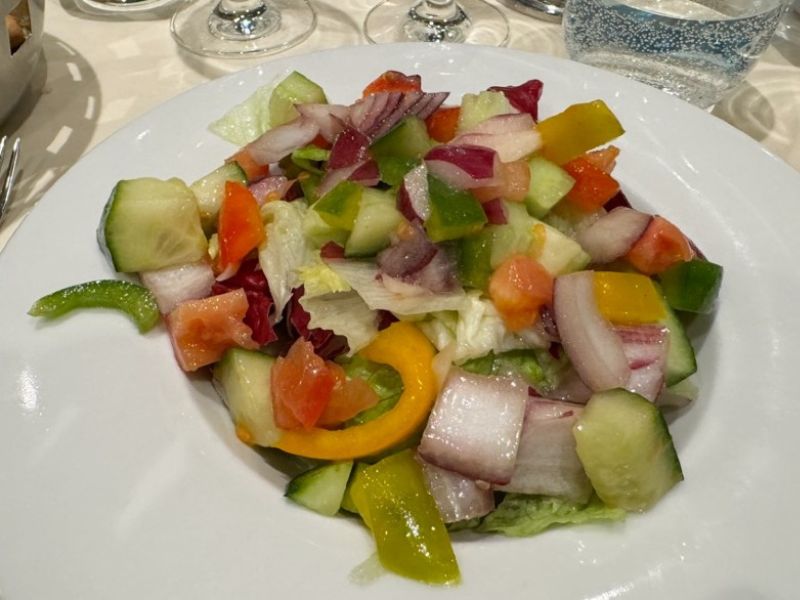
(1, 44, 799, 599)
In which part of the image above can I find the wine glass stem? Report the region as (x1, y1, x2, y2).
(412, 0, 461, 22)
(216, 0, 267, 15)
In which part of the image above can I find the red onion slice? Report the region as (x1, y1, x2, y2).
(453, 130, 541, 163)
(244, 116, 320, 166)
(248, 175, 292, 205)
(553, 271, 631, 392)
(140, 261, 215, 315)
(397, 163, 430, 222)
(417, 456, 495, 523)
(576, 207, 652, 264)
(295, 103, 350, 142)
(616, 325, 668, 401)
(425, 144, 500, 189)
(349, 159, 380, 187)
(328, 127, 370, 169)
(497, 398, 592, 503)
(349, 91, 449, 141)
(481, 198, 507, 224)
(418, 369, 528, 485)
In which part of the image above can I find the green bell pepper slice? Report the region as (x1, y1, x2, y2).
(29, 280, 160, 333)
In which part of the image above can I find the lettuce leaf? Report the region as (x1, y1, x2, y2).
(208, 75, 288, 146)
(300, 292, 377, 354)
(340, 355, 404, 426)
(478, 494, 625, 537)
(419, 292, 550, 362)
(460, 348, 565, 392)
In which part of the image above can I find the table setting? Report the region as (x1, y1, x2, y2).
(1, 1, 800, 598)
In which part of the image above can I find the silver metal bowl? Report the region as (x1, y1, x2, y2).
(0, 0, 44, 125)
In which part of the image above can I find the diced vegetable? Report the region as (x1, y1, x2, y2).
(488, 254, 554, 331)
(313, 180, 363, 231)
(217, 181, 266, 271)
(269, 71, 327, 127)
(537, 100, 625, 165)
(524, 155, 575, 218)
(593, 271, 666, 325)
(28, 280, 160, 333)
(659, 259, 723, 314)
(425, 106, 461, 143)
(370, 116, 432, 160)
(189, 162, 248, 231)
(362, 70, 422, 96)
(562, 156, 621, 212)
(625, 215, 694, 275)
(345, 188, 403, 257)
(348, 449, 460, 585)
(425, 175, 488, 242)
(285, 461, 354, 516)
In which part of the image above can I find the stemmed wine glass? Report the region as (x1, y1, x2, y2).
(364, 0, 509, 45)
(170, 0, 316, 58)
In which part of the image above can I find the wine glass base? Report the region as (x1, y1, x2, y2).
(170, 0, 316, 58)
(365, 0, 510, 45)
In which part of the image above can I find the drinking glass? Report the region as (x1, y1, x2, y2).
(563, 0, 791, 108)
(364, 0, 510, 45)
(170, 0, 316, 58)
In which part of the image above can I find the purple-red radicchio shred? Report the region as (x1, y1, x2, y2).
(488, 79, 544, 122)
(286, 286, 349, 359)
(211, 259, 278, 346)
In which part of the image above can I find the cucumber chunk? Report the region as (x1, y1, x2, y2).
(99, 178, 208, 273)
(573, 388, 683, 512)
(425, 175, 487, 243)
(659, 259, 723, 314)
(269, 71, 327, 127)
(189, 163, 248, 232)
(213, 348, 280, 447)
(525, 156, 575, 218)
(314, 181, 363, 231)
(345, 188, 403, 257)
(457, 90, 515, 133)
(658, 296, 697, 386)
(285, 461, 354, 516)
(370, 116, 432, 160)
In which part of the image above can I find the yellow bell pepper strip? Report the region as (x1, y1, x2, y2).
(537, 100, 625, 165)
(593, 271, 666, 325)
(275, 321, 437, 460)
(349, 449, 460, 585)
(28, 280, 160, 333)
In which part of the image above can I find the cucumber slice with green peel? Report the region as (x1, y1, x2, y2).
(189, 163, 247, 232)
(99, 178, 208, 273)
(340, 462, 369, 514)
(370, 117, 432, 160)
(573, 388, 683, 512)
(457, 90, 515, 134)
(657, 291, 698, 386)
(525, 156, 575, 218)
(345, 188, 403, 257)
(285, 461, 354, 516)
(213, 348, 280, 447)
(659, 259, 723, 314)
(269, 71, 327, 128)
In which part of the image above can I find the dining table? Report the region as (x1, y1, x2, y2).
(0, 0, 799, 252)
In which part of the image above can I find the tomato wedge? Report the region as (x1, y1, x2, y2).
(625, 215, 694, 275)
(228, 149, 270, 183)
(489, 254, 554, 331)
(271, 339, 338, 430)
(425, 106, 461, 143)
(362, 71, 422, 96)
(316, 364, 379, 428)
(218, 181, 266, 272)
(166, 289, 258, 372)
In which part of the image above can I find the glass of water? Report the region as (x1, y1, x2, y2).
(563, 0, 791, 107)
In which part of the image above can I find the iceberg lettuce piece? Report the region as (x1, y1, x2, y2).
(258, 200, 317, 322)
(419, 292, 549, 363)
(297, 262, 351, 299)
(300, 291, 378, 354)
(208, 72, 289, 146)
(460, 348, 565, 392)
(478, 494, 625, 537)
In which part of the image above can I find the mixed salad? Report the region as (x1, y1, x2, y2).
(30, 69, 723, 586)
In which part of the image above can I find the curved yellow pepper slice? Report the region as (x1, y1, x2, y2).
(275, 321, 437, 460)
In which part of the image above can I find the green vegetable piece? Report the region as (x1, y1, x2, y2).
(376, 156, 419, 187)
(425, 175, 487, 243)
(659, 259, 723, 314)
(345, 188, 403, 258)
(457, 231, 493, 290)
(653, 283, 697, 386)
(340, 356, 404, 427)
(457, 90, 514, 133)
(478, 494, 625, 537)
(574, 389, 684, 512)
(524, 155, 575, 218)
(340, 462, 370, 514)
(313, 181, 363, 231)
(269, 71, 327, 128)
(290, 145, 331, 175)
(348, 449, 460, 585)
(285, 461, 354, 517)
(370, 116, 432, 160)
(460, 349, 565, 392)
(28, 280, 160, 333)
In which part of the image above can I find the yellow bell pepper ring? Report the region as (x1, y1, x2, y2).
(275, 321, 438, 460)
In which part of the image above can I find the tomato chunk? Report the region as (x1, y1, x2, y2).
(425, 106, 461, 143)
(625, 216, 694, 275)
(166, 289, 258, 372)
(218, 181, 266, 271)
(271, 339, 337, 430)
(472, 160, 530, 203)
(489, 254, 554, 331)
(562, 156, 620, 211)
(316, 364, 379, 428)
(583, 145, 620, 173)
(362, 71, 422, 97)
(228, 149, 270, 183)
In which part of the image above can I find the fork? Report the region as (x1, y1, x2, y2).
(0, 136, 21, 226)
